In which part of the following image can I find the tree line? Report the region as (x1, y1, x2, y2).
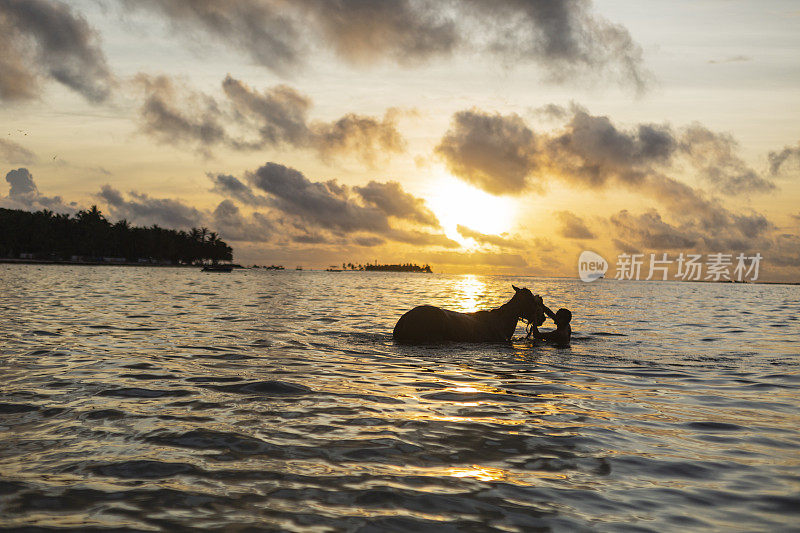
(341, 262, 432, 273)
(0, 206, 232, 264)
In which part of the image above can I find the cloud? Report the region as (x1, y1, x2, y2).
(208, 173, 268, 206)
(247, 162, 389, 233)
(608, 196, 773, 254)
(1, 167, 75, 212)
(678, 125, 776, 195)
(435, 109, 540, 195)
(610, 209, 698, 250)
(210, 162, 454, 248)
(437, 106, 775, 196)
(354, 180, 439, 226)
(138, 74, 405, 165)
(123, 0, 303, 75)
(419, 250, 528, 269)
(137, 75, 229, 156)
(768, 142, 800, 175)
(310, 110, 405, 166)
(0, 139, 37, 164)
(5, 167, 38, 197)
(545, 109, 676, 187)
(96, 183, 279, 244)
(211, 199, 274, 242)
(556, 211, 596, 239)
(97, 184, 204, 228)
(221, 76, 311, 146)
(0, 0, 112, 102)
(124, 1, 647, 90)
(460, 0, 649, 91)
(387, 229, 460, 248)
(707, 55, 751, 64)
(456, 225, 526, 249)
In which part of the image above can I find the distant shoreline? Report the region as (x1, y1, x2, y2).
(2, 259, 798, 285)
(0, 258, 195, 268)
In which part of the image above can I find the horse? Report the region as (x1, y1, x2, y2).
(392, 285, 545, 344)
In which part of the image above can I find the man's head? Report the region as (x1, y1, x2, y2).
(554, 308, 572, 327)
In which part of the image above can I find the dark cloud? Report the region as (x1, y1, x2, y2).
(608, 197, 773, 255)
(208, 173, 268, 206)
(221, 76, 311, 146)
(124, 0, 302, 75)
(642, 173, 773, 246)
(546, 109, 675, 187)
(531, 103, 571, 121)
(126, 0, 647, 89)
(310, 111, 405, 166)
(456, 225, 526, 249)
(97, 184, 203, 228)
(137, 75, 229, 156)
(5, 167, 38, 197)
(435, 110, 540, 195)
(768, 142, 800, 175)
(299, 0, 457, 67)
(610, 210, 698, 250)
(0, 139, 37, 164)
(210, 162, 455, 248)
(353, 235, 385, 247)
(678, 125, 776, 195)
(1, 167, 75, 212)
(0, 0, 111, 102)
(354, 180, 439, 226)
(461, 0, 648, 91)
(556, 211, 596, 239)
(437, 106, 775, 196)
(138, 75, 404, 165)
(248, 162, 389, 233)
(211, 199, 274, 243)
(769, 233, 800, 268)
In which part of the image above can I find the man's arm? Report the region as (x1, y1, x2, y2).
(528, 323, 556, 341)
(542, 304, 556, 321)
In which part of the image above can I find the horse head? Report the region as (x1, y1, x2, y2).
(512, 285, 545, 326)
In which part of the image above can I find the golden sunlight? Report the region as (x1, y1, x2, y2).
(425, 170, 516, 244)
(454, 274, 485, 312)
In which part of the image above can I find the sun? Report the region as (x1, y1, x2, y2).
(425, 169, 516, 245)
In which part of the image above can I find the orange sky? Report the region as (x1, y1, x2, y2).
(1, 0, 798, 281)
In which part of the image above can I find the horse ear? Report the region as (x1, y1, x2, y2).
(512, 285, 520, 292)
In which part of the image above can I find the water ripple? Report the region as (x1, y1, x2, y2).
(0, 265, 798, 531)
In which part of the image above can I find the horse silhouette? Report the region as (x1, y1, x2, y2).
(393, 285, 545, 343)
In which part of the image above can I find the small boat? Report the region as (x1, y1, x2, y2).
(202, 264, 233, 272)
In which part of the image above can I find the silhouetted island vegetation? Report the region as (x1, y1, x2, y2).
(339, 262, 433, 273)
(0, 206, 232, 265)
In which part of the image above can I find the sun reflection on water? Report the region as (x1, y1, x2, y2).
(453, 275, 485, 312)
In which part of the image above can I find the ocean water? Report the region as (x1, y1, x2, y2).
(1, 264, 798, 532)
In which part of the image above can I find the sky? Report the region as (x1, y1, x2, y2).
(1, 0, 799, 281)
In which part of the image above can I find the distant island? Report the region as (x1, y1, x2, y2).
(335, 262, 433, 273)
(0, 206, 233, 265)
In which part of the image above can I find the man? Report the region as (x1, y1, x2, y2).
(528, 303, 572, 347)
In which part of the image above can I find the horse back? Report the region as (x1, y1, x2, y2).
(393, 305, 499, 343)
